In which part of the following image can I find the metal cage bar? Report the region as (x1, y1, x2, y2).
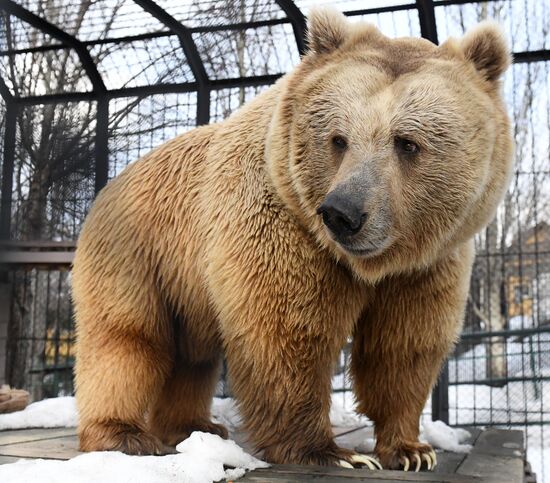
(417, 0, 439, 44)
(0, 18, 291, 57)
(0, 101, 17, 240)
(13, 74, 284, 106)
(94, 97, 109, 194)
(133, 0, 211, 125)
(275, 0, 307, 56)
(0, 77, 12, 103)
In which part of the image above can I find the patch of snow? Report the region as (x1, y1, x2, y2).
(2, 370, 545, 481)
(525, 425, 550, 483)
(508, 315, 535, 331)
(330, 391, 368, 427)
(212, 391, 369, 430)
(0, 393, 368, 431)
(211, 390, 371, 431)
(355, 438, 375, 453)
(331, 370, 351, 391)
(0, 396, 77, 430)
(0, 432, 268, 483)
(420, 420, 472, 453)
(355, 420, 472, 454)
(211, 397, 240, 431)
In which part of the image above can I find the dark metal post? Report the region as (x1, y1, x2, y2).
(196, 85, 210, 126)
(416, 0, 438, 44)
(0, 77, 12, 104)
(432, 361, 449, 423)
(133, 0, 211, 126)
(275, 0, 307, 56)
(94, 97, 109, 194)
(0, 101, 17, 240)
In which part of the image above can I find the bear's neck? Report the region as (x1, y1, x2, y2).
(264, 80, 313, 231)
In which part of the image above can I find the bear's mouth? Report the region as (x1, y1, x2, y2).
(338, 243, 380, 258)
(336, 236, 392, 258)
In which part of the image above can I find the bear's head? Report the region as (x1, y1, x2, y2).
(267, 7, 513, 281)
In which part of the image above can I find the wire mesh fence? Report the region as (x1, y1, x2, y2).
(6, 268, 74, 401)
(108, 93, 197, 177)
(0, 0, 549, 481)
(9, 101, 97, 242)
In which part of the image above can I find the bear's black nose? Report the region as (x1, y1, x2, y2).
(317, 192, 367, 238)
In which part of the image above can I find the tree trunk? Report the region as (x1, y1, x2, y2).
(484, 217, 508, 381)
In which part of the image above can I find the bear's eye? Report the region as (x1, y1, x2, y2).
(331, 135, 348, 151)
(395, 137, 420, 155)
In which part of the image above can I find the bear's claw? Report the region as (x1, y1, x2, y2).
(337, 454, 382, 470)
(413, 453, 422, 472)
(401, 449, 437, 472)
(351, 454, 383, 470)
(422, 453, 431, 470)
(430, 449, 438, 466)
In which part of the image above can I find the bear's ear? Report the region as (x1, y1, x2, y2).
(460, 21, 511, 81)
(306, 7, 349, 55)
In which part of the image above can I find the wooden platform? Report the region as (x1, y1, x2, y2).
(0, 425, 527, 482)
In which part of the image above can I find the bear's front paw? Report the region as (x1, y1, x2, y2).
(265, 442, 381, 469)
(377, 441, 437, 471)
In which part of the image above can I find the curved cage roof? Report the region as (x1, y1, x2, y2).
(1, 1, 548, 110)
(2, 1, 548, 101)
(0, 0, 308, 110)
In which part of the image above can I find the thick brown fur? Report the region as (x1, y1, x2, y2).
(73, 8, 513, 469)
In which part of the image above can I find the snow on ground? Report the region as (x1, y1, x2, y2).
(330, 391, 369, 427)
(0, 393, 366, 432)
(2, 368, 540, 481)
(211, 390, 370, 429)
(331, 376, 472, 455)
(0, 396, 77, 430)
(355, 437, 376, 453)
(0, 392, 470, 450)
(420, 420, 472, 453)
(211, 397, 241, 431)
(333, 346, 550, 483)
(447, 380, 550, 483)
(449, 329, 550, 384)
(0, 432, 268, 483)
(0, 398, 267, 483)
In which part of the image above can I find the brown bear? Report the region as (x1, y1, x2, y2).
(72, 8, 513, 471)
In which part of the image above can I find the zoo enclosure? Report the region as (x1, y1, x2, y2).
(0, 0, 549, 480)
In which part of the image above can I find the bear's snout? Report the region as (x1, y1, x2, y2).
(317, 192, 367, 239)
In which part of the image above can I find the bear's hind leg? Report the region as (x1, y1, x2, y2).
(148, 357, 228, 446)
(76, 322, 174, 455)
